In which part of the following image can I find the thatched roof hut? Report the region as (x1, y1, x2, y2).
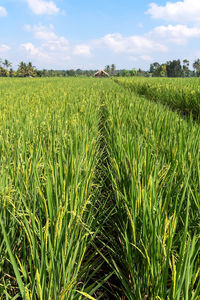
(94, 70, 109, 77)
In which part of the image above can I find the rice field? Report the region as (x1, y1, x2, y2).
(0, 77, 199, 299)
(114, 77, 200, 120)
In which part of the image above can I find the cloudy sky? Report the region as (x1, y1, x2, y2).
(0, 0, 200, 70)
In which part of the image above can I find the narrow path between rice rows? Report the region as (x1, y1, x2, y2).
(92, 92, 125, 299)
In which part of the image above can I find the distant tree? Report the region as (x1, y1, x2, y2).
(0, 66, 9, 77)
(111, 64, 116, 75)
(27, 62, 37, 77)
(17, 61, 37, 77)
(104, 65, 111, 74)
(3, 59, 12, 70)
(2, 58, 200, 78)
(183, 59, 190, 77)
(0, 59, 12, 77)
(9, 68, 15, 77)
(17, 61, 26, 77)
(193, 59, 200, 71)
(66, 69, 76, 77)
(166, 60, 183, 77)
(193, 59, 200, 76)
(40, 69, 47, 77)
(160, 64, 167, 77)
(35, 70, 42, 77)
(76, 69, 83, 76)
(150, 62, 161, 77)
(183, 59, 189, 69)
(130, 68, 138, 76)
(121, 69, 131, 77)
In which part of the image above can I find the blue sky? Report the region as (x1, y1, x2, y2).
(0, 0, 200, 70)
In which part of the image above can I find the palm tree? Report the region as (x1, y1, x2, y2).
(183, 59, 190, 77)
(183, 59, 189, 68)
(193, 59, 200, 71)
(17, 61, 27, 77)
(9, 68, 14, 77)
(3, 59, 12, 70)
(0, 58, 10, 77)
(27, 62, 36, 77)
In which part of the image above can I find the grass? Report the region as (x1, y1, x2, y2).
(104, 82, 200, 299)
(114, 77, 200, 120)
(0, 77, 199, 299)
(0, 78, 111, 299)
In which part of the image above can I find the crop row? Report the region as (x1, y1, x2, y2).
(104, 82, 200, 299)
(0, 78, 199, 299)
(0, 78, 110, 299)
(114, 77, 200, 120)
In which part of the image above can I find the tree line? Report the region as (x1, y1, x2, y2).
(0, 58, 200, 77)
(0, 59, 37, 77)
(149, 59, 200, 77)
(104, 59, 200, 77)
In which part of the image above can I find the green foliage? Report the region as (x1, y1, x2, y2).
(0, 66, 9, 77)
(0, 77, 199, 299)
(17, 61, 37, 77)
(0, 78, 110, 299)
(193, 59, 200, 72)
(104, 81, 200, 299)
(166, 59, 183, 77)
(115, 77, 200, 119)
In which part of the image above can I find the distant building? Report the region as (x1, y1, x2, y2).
(94, 70, 109, 77)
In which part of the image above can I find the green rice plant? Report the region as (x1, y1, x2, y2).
(103, 82, 200, 299)
(0, 78, 112, 299)
(1, 77, 200, 299)
(114, 77, 200, 120)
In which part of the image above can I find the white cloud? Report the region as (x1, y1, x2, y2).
(21, 42, 49, 59)
(26, 0, 60, 15)
(0, 6, 7, 17)
(21, 20, 200, 69)
(147, 0, 200, 23)
(25, 24, 57, 41)
(25, 24, 69, 51)
(0, 44, 10, 53)
(22, 41, 71, 62)
(74, 44, 91, 56)
(45, 36, 69, 51)
(22, 25, 71, 67)
(96, 33, 167, 54)
(152, 24, 200, 44)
